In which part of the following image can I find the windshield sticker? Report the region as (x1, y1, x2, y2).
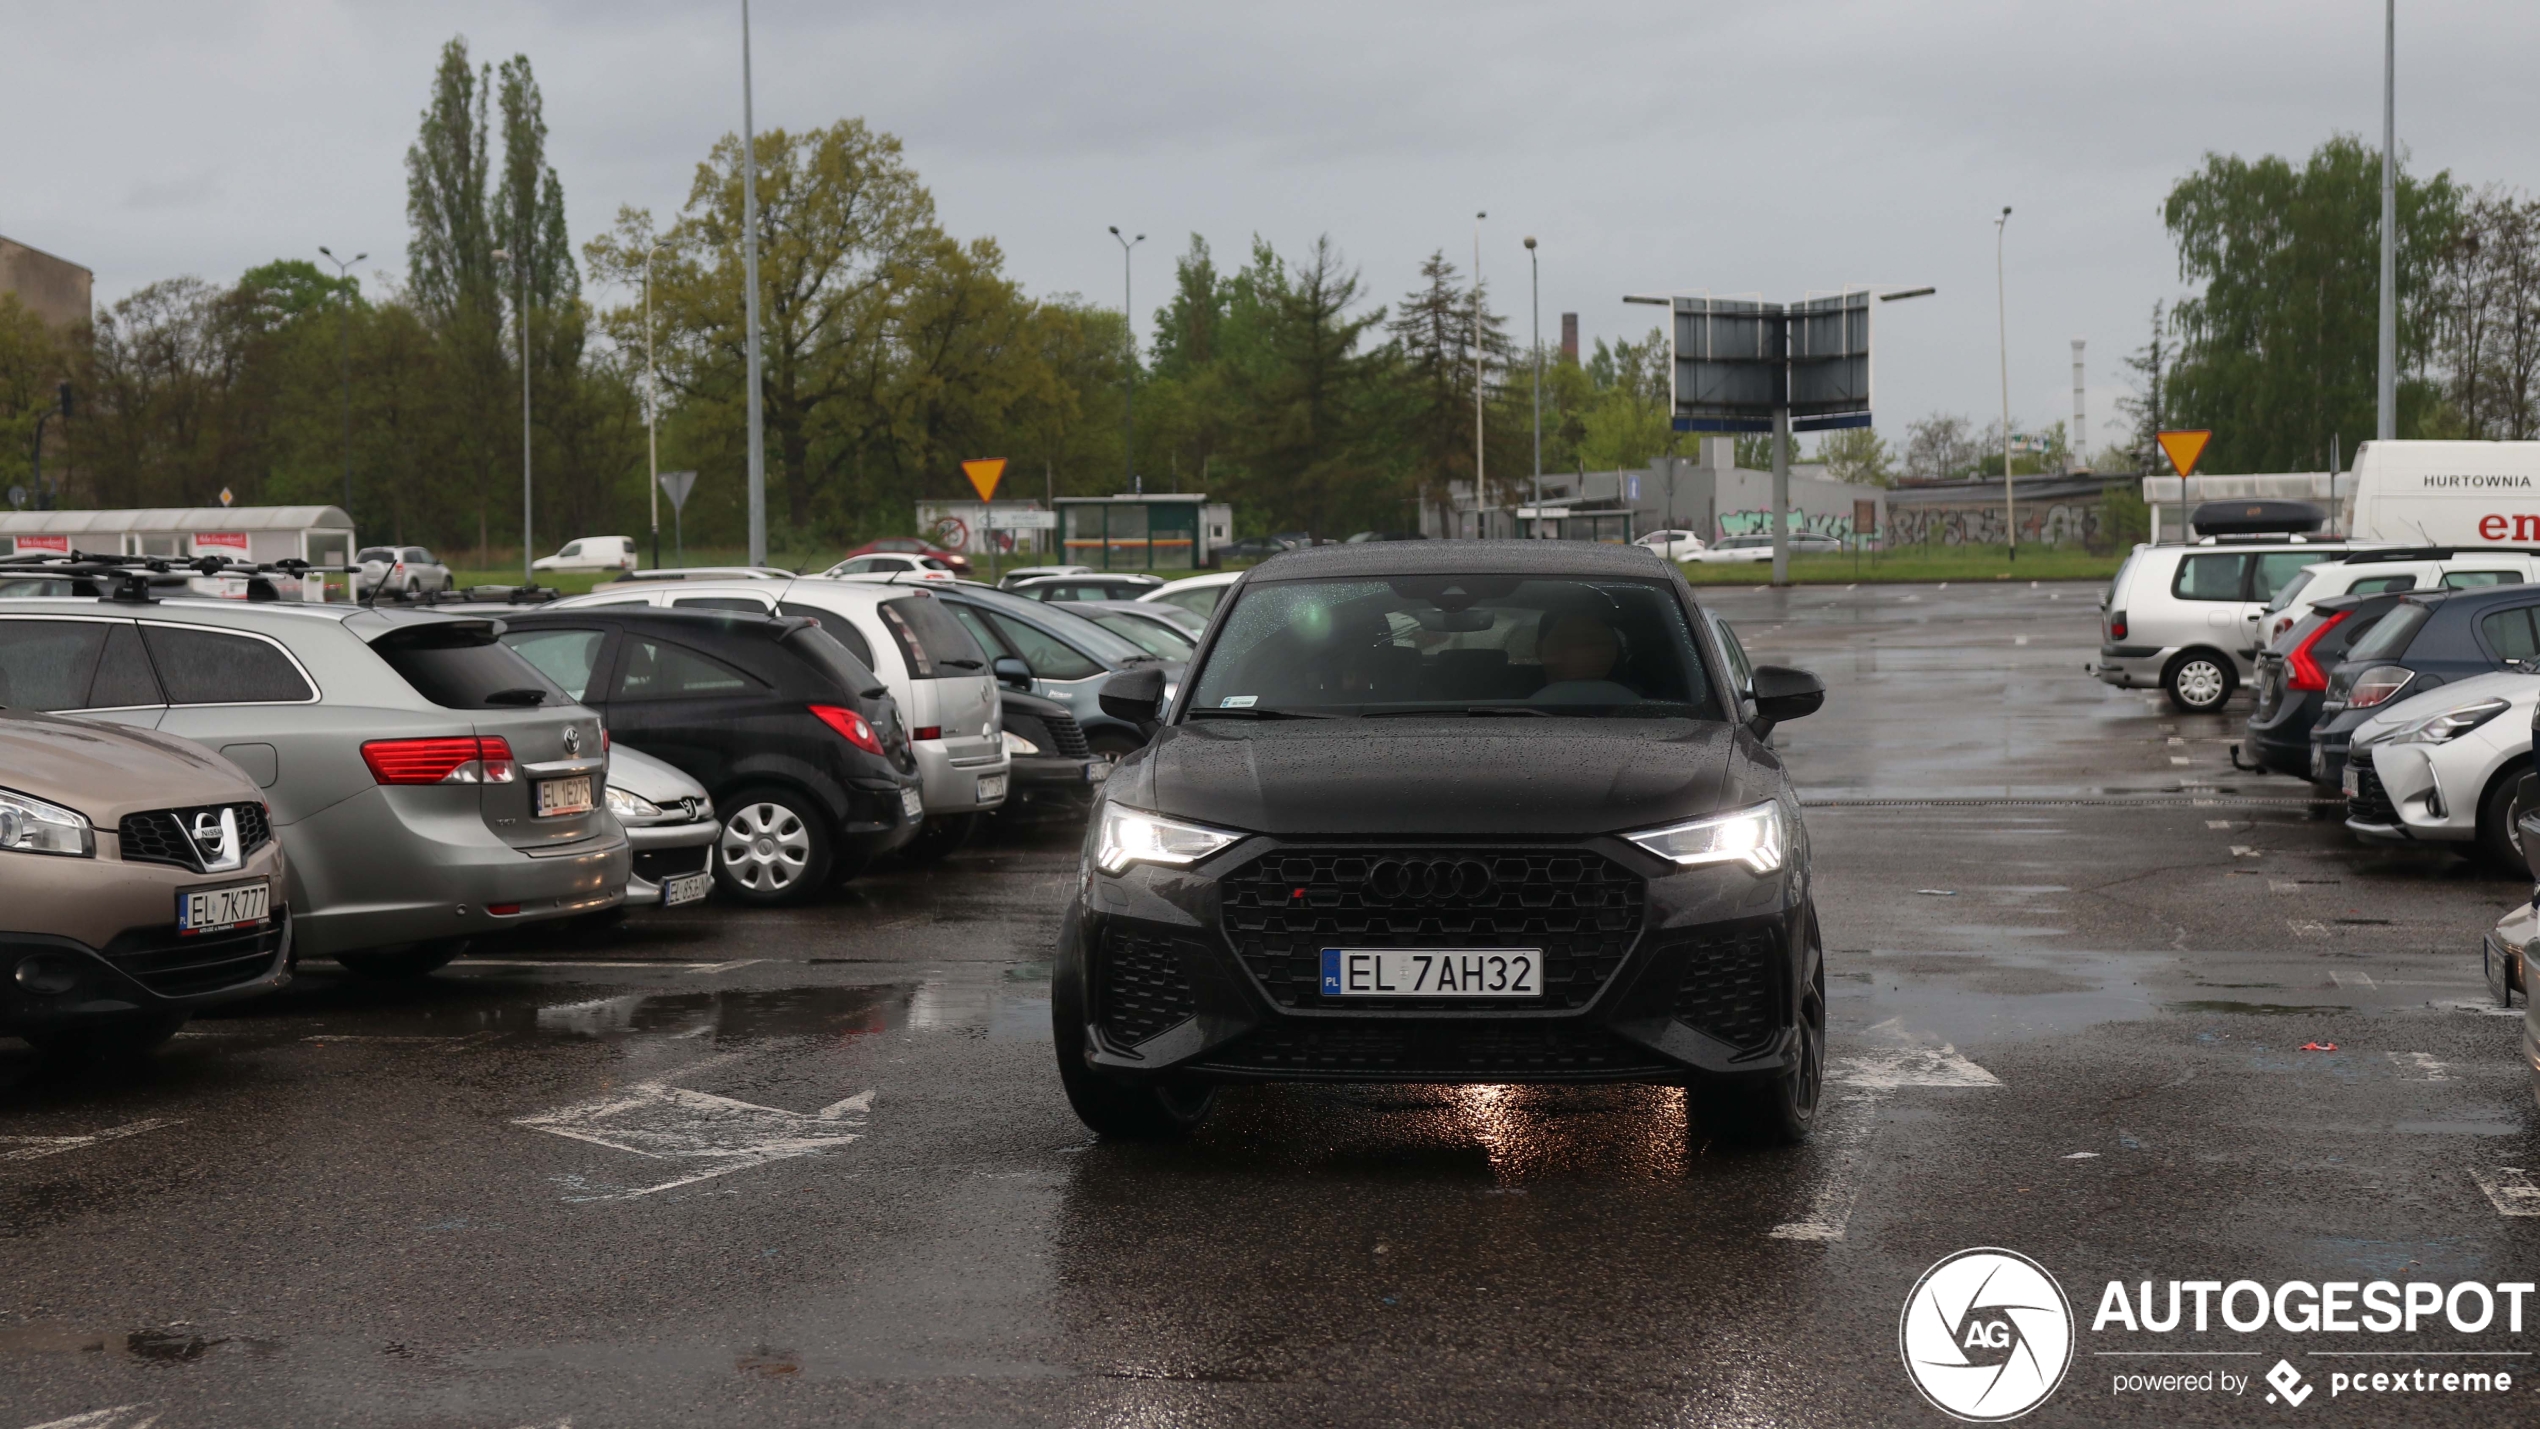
(1219, 695, 1258, 708)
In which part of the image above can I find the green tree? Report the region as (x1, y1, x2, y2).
(1816, 427, 1896, 485)
(1387, 250, 1481, 524)
(2163, 134, 2462, 471)
(1229, 237, 1389, 538)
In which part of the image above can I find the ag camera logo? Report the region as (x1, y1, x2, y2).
(1901, 1248, 2075, 1421)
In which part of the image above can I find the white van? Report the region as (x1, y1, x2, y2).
(2348, 440, 2540, 544)
(2095, 538, 2370, 711)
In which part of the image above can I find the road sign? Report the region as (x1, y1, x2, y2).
(219, 486, 234, 508)
(2157, 430, 2212, 479)
(962, 459, 1007, 502)
(658, 469, 698, 512)
(988, 508, 1057, 530)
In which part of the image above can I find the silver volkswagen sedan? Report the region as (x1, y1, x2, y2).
(0, 577, 628, 978)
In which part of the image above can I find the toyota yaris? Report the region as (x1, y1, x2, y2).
(1053, 542, 1827, 1144)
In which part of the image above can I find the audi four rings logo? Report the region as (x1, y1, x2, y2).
(1900, 1248, 2075, 1421)
(1365, 858, 1493, 901)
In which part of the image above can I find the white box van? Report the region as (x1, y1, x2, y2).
(2348, 440, 2540, 544)
(2095, 538, 2371, 712)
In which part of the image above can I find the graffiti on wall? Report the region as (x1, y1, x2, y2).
(1717, 510, 1858, 539)
(1884, 500, 2108, 548)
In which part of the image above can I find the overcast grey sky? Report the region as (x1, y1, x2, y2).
(7, 2, 2538, 453)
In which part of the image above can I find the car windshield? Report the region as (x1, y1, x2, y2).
(1090, 612, 1196, 660)
(2345, 602, 2430, 663)
(1185, 575, 1720, 718)
(958, 589, 1155, 666)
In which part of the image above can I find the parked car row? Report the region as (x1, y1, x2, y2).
(0, 553, 1117, 1060)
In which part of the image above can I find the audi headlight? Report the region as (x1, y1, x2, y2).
(0, 787, 95, 858)
(2390, 697, 2511, 746)
(1002, 729, 1042, 756)
(1624, 801, 1787, 874)
(604, 785, 664, 819)
(1095, 804, 1241, 875)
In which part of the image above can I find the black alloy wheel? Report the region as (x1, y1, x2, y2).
(1051, 957, 1217, 1140)
(1690, 953, 1825, 1148)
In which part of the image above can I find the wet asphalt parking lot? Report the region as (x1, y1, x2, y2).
(5, 579, 2538, 1428)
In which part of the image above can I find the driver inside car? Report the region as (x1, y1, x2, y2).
(1532, 609, 1641, 705)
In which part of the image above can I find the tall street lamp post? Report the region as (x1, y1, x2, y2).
(740, 0, 768, 568)
(1472, 211, 1487, 538)
(2377, 0, 2397, 443)
(493, 246, 531, 583)
(317, 246, 366, 522)
(1524, 236, 1541, 537)
(1995, 206, 2015, 565)
(644, 240, 667, 571)
(1109, 227, 1144, 495)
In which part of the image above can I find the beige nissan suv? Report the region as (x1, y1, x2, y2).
(1, 708, 291, 1058)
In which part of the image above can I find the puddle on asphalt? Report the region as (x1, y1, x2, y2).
(0, 1324, 284, 1362)
(2164, 1001, 2350, 1016)
(1841, 948, 2165, 1043)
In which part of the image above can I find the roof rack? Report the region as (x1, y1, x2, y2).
(386, 583, 563, 607)
(0, 551, 355, 604)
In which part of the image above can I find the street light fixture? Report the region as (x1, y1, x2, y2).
(317, 246, 366, 522)
(644, 240, 668, 571)
(1524, 235, 1541, 537)
(1109, 226, 1144, 496)
(492, 245, 531, 583)
(740, 0, 768, 568)
(1995, 206, 2015, 565)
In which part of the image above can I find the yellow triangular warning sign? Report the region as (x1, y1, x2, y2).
(2156, 430, 2212, 479)
(961, 458, 1007, 502)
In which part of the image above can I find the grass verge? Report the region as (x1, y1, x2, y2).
(1674, 546, 2122, 585)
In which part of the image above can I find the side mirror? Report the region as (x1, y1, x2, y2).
(991, 655, 1032, 689)
(1098, 665, 1167, 727)
(1748, 665, 1825, 734)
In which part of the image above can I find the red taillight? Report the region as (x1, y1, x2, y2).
(2346, 666, 2414, 709)
(2109, 610, 2128, 641)
(913, 725, 942, 741)
(2285, 611, 2348, 692)
(362, 736, 518, 785)
(487, 903, 521, 916)
(809, 704, 886, 757)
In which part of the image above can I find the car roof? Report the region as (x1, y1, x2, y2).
(1245, 539, 1671, 582)
(503, 604, 806, 640)
(2394, 583, 2540, 614)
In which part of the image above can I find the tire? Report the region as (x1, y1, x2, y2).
(715, 784, 834, 904)
(1688, 950, 1825, 1148)
(25, 1011, 189, 1063)
(1052, 948, 1216, 1140)
(2163, 650, 2236, 713)
(898, 812, 976, 866)
(337, 938, 468, 979)
(2475, 767, 2535, 874)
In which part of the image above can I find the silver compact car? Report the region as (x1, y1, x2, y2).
(607, 743, 716, 909)
(0, 575, 628, 978)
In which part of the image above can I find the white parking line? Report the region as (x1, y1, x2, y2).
(0, 1120, 180, 1163)
(2330, 972, 2378, 990)
(2387, 1051, 2449, 1080)
(2436, 1000, 2523, 1018)
(1767, 1044, 2000, 1242)
(19, 1407, 157, 1429)
(516, 1069, 871, 1203)
(2471, 1167, 2540, 1217)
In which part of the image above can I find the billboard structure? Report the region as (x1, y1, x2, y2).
(1662, 291, 1874, 433)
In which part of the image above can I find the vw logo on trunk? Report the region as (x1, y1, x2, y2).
(1366, 858, 1493, 902)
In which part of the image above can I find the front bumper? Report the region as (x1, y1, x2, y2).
(2485, 903, 2531, 1005)
(4, 910, 293, 1035)
(2345, 743, 2474, 844)
(622, 817, 717, 908)
(1057, 835, 1814, 1086)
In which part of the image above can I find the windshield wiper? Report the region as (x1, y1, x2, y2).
(1365, 704, 1552, 718)
(1186, 706, 1332, 720)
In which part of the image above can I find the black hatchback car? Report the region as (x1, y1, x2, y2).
(496, 608, 922, 903)
(1053, 542, 1828, 1145)
(2243, 590, 2410, 782)
(2309, 584, 2540, 788)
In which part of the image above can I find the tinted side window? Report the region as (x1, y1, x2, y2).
(779, 603, 877, 669)
(613, 638, 762, 700)
(1713, 617, 1756, 694)
(945, 605, 1010, 661)
(1160, 586, 1225, 618)
(502, 629, 609, 702)
(140, 626, 313, 704)
(2253, 552, 2318, 600)
(2481, 607, 2540, 663)
(2173, 554, 2251, 601)
(88, 624, 164, 708)
(783, 627, 883, 697)
(2444, 570, 2523, 589)
(987, 612, 1100, 680)
(0, 620, 108, 710)
(2350, 575, 2417, 596)
(881, 596, 988, 677)
(2346, 603, 2430, 662)
(672, 596, 773, 613)
(375, 627, 565, 710)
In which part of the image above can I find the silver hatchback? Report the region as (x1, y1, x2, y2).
(0, 592, 628, 977)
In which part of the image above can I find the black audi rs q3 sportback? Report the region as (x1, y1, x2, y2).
(1053, 541, 1828, 1145)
